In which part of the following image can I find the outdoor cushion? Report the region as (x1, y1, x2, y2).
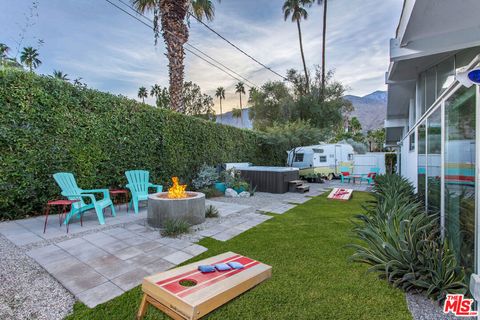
(215, 263, 232, 271)
(367, 173, 376, 178)
(198, 265, 216, 273)
(228, 262, 245, 269)
(342, 172, 350, 176)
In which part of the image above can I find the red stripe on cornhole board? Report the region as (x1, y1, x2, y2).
(177, 261, 261, 298)
(162, 256, 254, 294)
(155, 254, 241, 286)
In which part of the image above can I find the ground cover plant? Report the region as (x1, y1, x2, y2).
(66, 192, 411, 320)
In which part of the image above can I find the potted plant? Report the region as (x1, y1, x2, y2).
(215, 169, 233, 194)
(232, 180, 249, 194)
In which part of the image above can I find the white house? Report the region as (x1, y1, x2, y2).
(385, 0, 480, 295)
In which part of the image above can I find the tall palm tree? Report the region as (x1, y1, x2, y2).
(132, 0, 220, 112)
(282, 0, 313, 92)
(53, 70, 69, 81)
(235, 82, 246, 126)
(215, 86, 225, 122)
(20, 47, 41, 72)
(138, 86, 148, 103)
(318, 0, 327, 96)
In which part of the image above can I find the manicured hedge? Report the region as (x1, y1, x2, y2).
(0, 70, 283, 219)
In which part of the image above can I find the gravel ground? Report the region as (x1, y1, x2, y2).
(406, 292, 474, 319)
(0, 235, 75, 320)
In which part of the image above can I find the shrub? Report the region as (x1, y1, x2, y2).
(0, 70, 284, 219)
(205, 205, 219, 218)
(192, 164, 219, 190)
(351, 174, 467, 302)
(198, 187, 223, 199)
(162, 219, 190, 237)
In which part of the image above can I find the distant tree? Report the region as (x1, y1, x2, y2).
(138, 86, 148, 103)
(183, 81, 215, 120)
(349, 117, 362, 134)
(20, 46, 41, 72)
(261, 120, 325, 166)
(249, 81, 294, 130)
(150, 84, 170, 108)
(0, 43, 10, 59)
(286, 68, 308, 97)
(232, 108, 242, 125)
(250, 67, 349, 136)
(215, 87, 225, 121)
(52, 70, 69, 81)
(235, 82, 246, 126)
(366, 128, 386, 152)
(283, 0, 314, 92)
(73, 77, 88, 89)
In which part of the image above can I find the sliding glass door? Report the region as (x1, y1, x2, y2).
(444, 86, 476, 279)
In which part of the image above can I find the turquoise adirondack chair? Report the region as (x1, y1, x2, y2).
(360, 167, 380, 185)
(125, 170, 163, 214)
(53, 172, 116, 225)
(339, 166, 352, 183)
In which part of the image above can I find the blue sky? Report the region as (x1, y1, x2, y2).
(1, 0, 403, 112)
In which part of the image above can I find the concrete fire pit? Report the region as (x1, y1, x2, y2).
(147, 192, 206, 228)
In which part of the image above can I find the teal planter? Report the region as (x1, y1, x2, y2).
(214, 182, 226, 193)
(233, 186, 246, 194)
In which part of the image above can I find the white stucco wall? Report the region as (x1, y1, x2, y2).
(400, 137, 418, 191)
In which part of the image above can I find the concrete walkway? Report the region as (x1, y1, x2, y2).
(0, 181, 370, 310)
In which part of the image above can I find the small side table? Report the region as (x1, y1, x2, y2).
(351, 175, 362, 184)
(44, 199, 80, 234)
(110, 189, 129, 212)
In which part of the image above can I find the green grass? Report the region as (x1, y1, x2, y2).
(66, 192, 411, 320)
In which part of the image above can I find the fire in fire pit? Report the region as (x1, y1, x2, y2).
(168, 177, 187, 199)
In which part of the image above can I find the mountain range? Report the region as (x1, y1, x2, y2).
(215, 90, 387, 132)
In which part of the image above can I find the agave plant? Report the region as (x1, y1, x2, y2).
(351, 173, 466, 301)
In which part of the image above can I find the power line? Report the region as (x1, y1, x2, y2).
(116, 0, 258, 88)
(105, 0, 257, 88)
(171, 1, 288, 82)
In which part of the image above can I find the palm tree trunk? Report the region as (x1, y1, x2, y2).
(239, 93, 243, 126)
(219, 98, 223, 122)
(296, 19, 309, 93)
(321, 0, 328, 98)
(161, 0, 188, 112)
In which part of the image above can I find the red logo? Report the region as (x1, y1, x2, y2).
(443, 294, 477, 317)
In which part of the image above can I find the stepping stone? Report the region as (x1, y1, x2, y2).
(76, 281, 124, 308)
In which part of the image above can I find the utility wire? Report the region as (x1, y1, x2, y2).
(105, 0, 257, 88)
(171, 1, 288, 82)
(116, 0, 258, 88)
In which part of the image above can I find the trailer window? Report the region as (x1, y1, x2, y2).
(294, 153, 304, 162)
(312, 148, 324, 153)
(319, 156, 327, 162)
(348, 154, 353, 160)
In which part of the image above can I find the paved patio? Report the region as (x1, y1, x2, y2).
(0, 180, 371, 309)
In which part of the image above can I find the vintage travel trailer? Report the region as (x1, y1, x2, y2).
(286, 143, 386, 179)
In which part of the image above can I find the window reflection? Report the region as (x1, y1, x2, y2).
(444, 86, 476, 281)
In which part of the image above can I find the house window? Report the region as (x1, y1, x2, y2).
(319, 156, 327, 163)
(409, 132, 415, 151)
(294, 153, 304, 162)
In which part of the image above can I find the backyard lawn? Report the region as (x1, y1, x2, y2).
(66, 192, 411, 320)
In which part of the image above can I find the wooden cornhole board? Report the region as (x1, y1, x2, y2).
(137, 251, 272, 320)
(328, 188, 353, 201)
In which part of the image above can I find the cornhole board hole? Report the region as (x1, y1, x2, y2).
(137, 251, 272, 320)
(328, 188, 353, 201)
